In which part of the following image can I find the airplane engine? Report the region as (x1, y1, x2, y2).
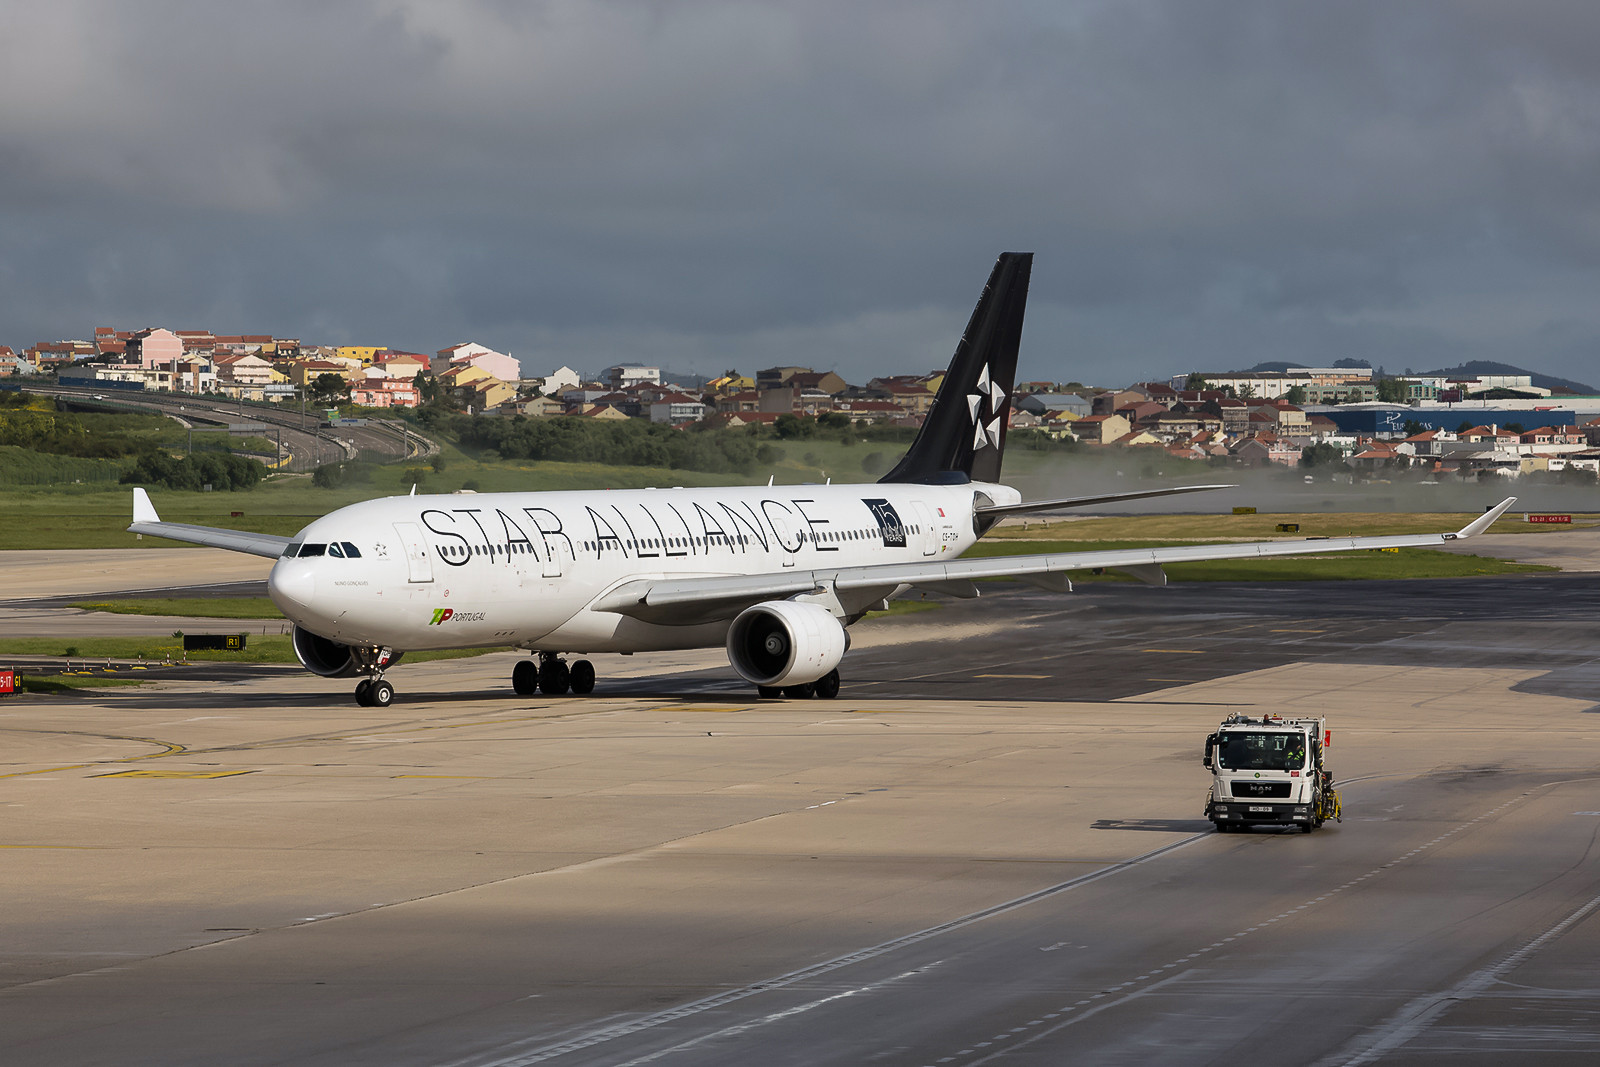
(726, 601, 847, 687)
(291, 626, 401, 678)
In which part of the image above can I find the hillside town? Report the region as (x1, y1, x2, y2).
(4, 326, 1600, 479)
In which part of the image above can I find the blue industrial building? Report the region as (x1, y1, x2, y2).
(1310, 407, 1577, 436)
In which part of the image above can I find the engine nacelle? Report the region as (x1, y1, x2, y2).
(291, 626, 401, 678)
(726, 600, 848, 687)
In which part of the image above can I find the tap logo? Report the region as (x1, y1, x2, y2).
(429, 608, 486, 625)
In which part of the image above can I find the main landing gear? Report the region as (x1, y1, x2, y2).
(758, 669, 841, 700)
(513, 652, 596, 697)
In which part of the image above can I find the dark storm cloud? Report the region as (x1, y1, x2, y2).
(3, 0, 1600, 384)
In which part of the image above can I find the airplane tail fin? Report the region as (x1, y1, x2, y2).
(880, 252, 1032, 485)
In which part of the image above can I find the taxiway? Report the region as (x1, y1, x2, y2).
(1, 571, 1598, 1065)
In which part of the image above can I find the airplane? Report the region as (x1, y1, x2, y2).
(128, 253, 1516, 708)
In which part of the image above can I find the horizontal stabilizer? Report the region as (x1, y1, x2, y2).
(975, 484, 1234, 518)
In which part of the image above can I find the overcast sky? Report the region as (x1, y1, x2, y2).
(3, 1, 1599, 386)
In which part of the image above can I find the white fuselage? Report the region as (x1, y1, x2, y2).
(266, 481, 1013, 654)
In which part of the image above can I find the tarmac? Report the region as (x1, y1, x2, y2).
(2, 532, 1599, 1065)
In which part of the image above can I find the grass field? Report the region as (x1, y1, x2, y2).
(987, 511, 1597, 541)
(0, 635, 509, 664)
(15, 674, 148, 693)
(70, 597, 286, 618)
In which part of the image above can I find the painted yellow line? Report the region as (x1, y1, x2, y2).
(658, 705, 755, 713)
(394, 774, 492, 779)
(0, 844, 104, 850)
(973, 673, 1050, 679)
(93, 770, 256, 779)
(0, 765, 90, 779)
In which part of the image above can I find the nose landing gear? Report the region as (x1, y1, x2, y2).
(354, 649, 399, 707)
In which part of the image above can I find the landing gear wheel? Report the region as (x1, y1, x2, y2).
(569, 659, 595, 695)
(368, 679, 395, 708)
(539, 659, 570, 695)
(355, 679, 373, 706)
(782, 682, 816, 699)
(813, 670, 841, 700)
(757, 685, 782, 698)
(512, 659, 538, 696)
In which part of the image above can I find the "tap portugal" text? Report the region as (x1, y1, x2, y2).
(429, 608, 487, 625)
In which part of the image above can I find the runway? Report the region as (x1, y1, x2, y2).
(2, 574, 1599, 1065)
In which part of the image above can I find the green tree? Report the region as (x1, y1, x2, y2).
(1300, 443, 1346, 469)
(1375, 377, 1408, 403)
(773, 413, 816, 439)
(1284, 385, 1308, 405)
(1183, 372, 1210, 391)
(413, 370, 439, 403)
(310, 372, 349, 404)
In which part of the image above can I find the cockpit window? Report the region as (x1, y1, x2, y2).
(299, 543, 327, 557)
(282, 542, 303, 558)
(341, 541, 361, 558)
(328, 542, 345, 558)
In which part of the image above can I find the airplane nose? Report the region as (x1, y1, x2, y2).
(268, 561, 315, 616)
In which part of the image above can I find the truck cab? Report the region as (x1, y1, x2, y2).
(1202, 715, 1340, 833)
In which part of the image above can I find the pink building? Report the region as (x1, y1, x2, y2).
(435, 341, 521, 384)
(128, 328, 184, 370)
(350, 373, 421, 409)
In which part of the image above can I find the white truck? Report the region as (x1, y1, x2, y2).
(1202, 714, 1341, 833)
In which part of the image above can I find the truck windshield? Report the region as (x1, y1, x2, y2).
(1217, 731, 1305, 771)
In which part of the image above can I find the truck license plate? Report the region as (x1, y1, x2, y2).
(1249, 805, 1273, 812)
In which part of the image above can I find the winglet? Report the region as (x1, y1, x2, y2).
(1452, 497, 1517, 539)
(132, 487, 160, 524)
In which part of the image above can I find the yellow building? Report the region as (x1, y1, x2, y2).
(335, 346, 385, 366)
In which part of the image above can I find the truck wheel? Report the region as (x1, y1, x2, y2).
(1300, 821, 1316, 833)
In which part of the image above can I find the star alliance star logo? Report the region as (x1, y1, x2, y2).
(966, 363, 1007, 450)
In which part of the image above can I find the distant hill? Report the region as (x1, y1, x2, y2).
(1419, 360, 1598, 396)
(1245, 358, 1371, 373)
(1238, 358, 1595, 395)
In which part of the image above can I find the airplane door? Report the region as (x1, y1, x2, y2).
(767, 509, 797, 567)
(910, 501, 938, 556)
(393, 522, 434, 583)
(542, 535, 567, 578)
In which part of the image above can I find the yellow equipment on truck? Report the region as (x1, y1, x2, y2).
(1202, 714, 1341, 833)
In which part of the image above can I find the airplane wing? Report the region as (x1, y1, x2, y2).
(593, 498, 1518, 625)
(127, 488, 293, 559)
(973, 483, 1235, 518)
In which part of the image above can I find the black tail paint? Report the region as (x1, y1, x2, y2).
(880, 252, 1032, 485)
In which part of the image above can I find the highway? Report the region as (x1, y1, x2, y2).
(0, 574, 1597, 1065)
(33, 381, 433, 471)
